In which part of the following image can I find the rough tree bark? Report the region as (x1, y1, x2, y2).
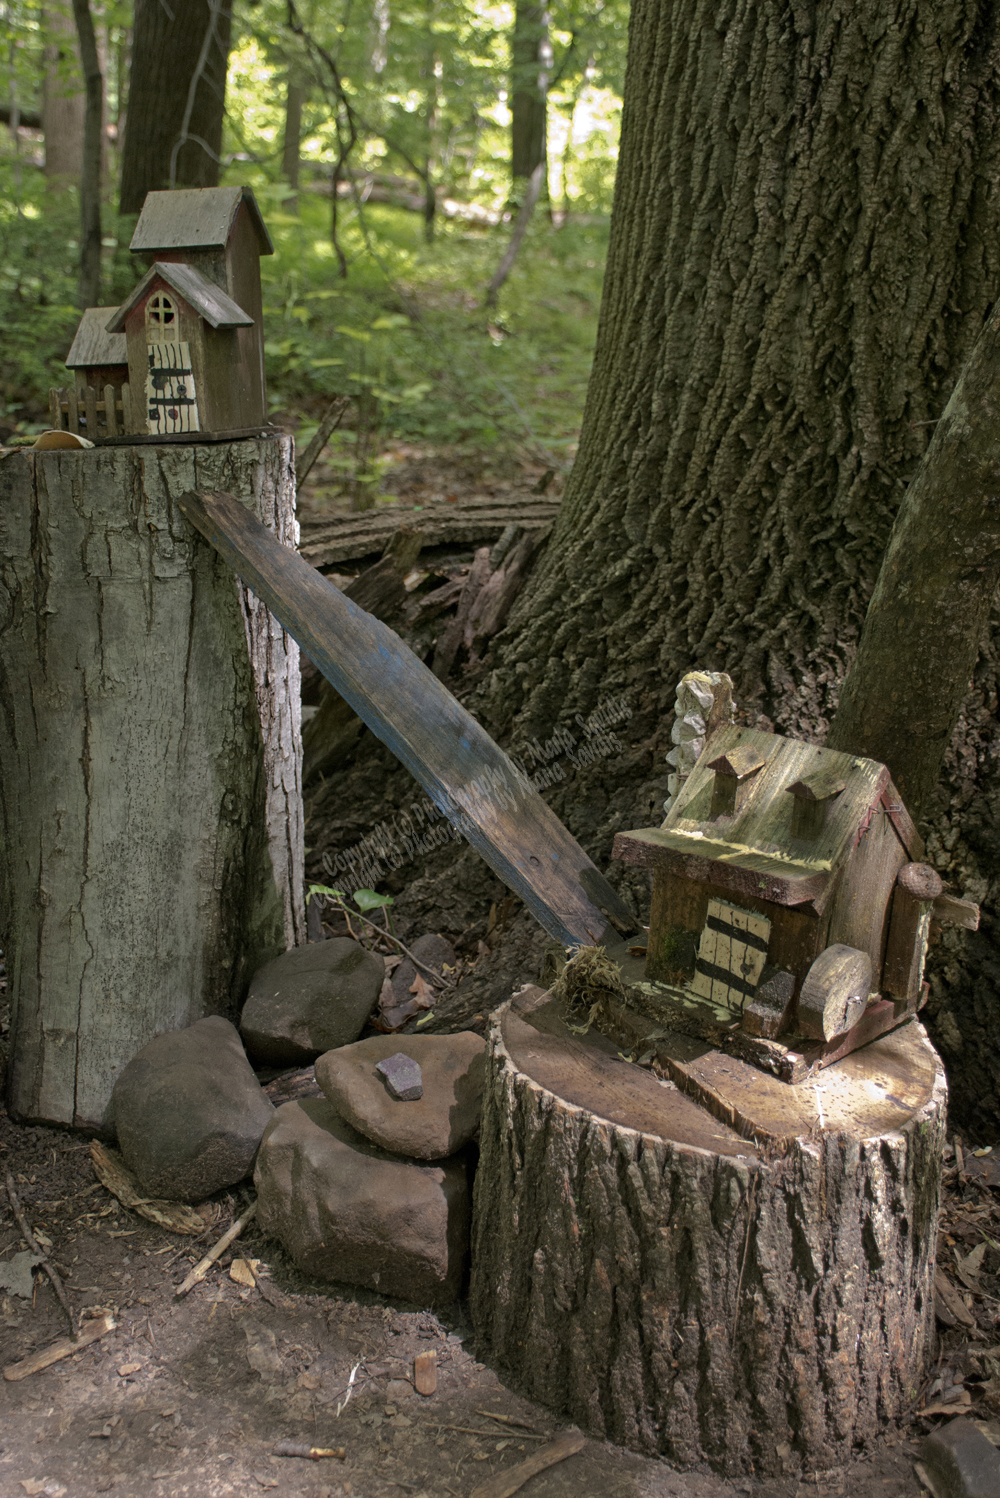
(472, 992, 946, 1474)
(470, 0, 1000, 1135)
(0, 436, 304, 1130)
(118, 0, 232, 215)
(826, 294, 1000, 819)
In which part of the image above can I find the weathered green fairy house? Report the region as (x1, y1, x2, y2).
(612, 725, 965, 1047)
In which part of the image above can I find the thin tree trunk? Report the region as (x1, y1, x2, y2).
(282, 77, 306, 207)
(485, 161, 544, 308)
(71, 0, 103, 308)
(826, 295, 1000, 819)
(42, 1, 84, 188)
(0, 437, 304, 1129)
(119, 0, 232, 214)
(510, 1, 549, 190)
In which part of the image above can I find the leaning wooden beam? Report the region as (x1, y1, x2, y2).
(177, 488, 638, 949)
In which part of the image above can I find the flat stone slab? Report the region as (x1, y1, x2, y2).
(921, 1417, 1000, 1498)
(377, 1053, 423, 1101)
(254, 1097, 469, 1304)
(241, 938, 384, 1066)
(112, 1017, 273, 1202)
(316, 1032, 485, 1159)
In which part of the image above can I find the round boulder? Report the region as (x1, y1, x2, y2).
(315, 1031, 485, 1159)
(255, 1097, 469, 1304)
(112, 1016, 273, 1202)
(241, 938, 384, 1066)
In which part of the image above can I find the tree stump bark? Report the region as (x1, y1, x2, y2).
(470, 989, 946, 1477)
(0, 436, 304, 1129)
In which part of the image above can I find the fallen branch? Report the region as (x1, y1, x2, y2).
(174, 1202, 257, 1299)
(5, 1170, 76, 1338)
(3, 1311, 115, 1382)
(312, 893, 456, 989)
(469, 1428, 586, 1497)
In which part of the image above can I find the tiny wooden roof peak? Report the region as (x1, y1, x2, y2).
(707, 744, 767, 781)
(129, 186, 274, 257)
(65, 308, 128, 369)
(786, 768, 847, 803)
(106, 261, 255, 334)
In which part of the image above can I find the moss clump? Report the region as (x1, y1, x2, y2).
(551, 944, 629, 1033)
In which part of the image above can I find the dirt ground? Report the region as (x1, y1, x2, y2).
(1, 1109, 986, 1498)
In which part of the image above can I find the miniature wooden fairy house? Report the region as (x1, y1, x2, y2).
(64, 308, 129, 395)
(612, 720, 978, 1072)
(106, 185, 273, 437)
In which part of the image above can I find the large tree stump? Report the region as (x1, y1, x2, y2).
(0, 436, 304, 1128)
(470, 989, 946, 1476)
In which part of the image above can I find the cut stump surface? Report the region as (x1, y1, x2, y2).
(470, 988, 946, 1476)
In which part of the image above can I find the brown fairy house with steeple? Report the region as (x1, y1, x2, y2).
(105, 186, 274, 437)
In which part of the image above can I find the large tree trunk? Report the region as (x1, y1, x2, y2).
(0, 436, 304, 1130)
(118, 0, 232, 215)
(281, 76, 306, 207)
(471, 989, 946, 1475)
(510, 2, 549, 189)
(42, 0, 85, 188)
(470, 1, 1000, 1136)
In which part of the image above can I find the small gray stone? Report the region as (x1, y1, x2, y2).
(376, 1053, 423, 1101)
(112, 1017, 273, 1202)
(316, 1033, 485, 1159)
(241, 938, 384, 1066)
(254, 1098, 469, 1303)
(922, 1417, 1000, 1498)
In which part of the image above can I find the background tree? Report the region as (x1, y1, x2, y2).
(510, 2, 549, 192)
(471, 0, 1000, 1135)
(41, 0, 84, 187)
(119, 0, 232, 213)
(71, 0, 102, 305)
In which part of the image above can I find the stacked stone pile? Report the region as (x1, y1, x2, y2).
(109, 935, 483, 1305)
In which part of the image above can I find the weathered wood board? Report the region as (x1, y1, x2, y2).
(177, 488, 638, 949)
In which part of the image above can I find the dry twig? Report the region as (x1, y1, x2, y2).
(174, 1202, 257, 1299)
(5, 1170, 76, 1338)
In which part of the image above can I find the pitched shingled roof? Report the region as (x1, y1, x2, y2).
(106, 261, 255, 334)
(65, 308, 128, 368)
(129, 186, 273, 257)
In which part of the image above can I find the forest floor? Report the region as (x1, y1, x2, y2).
(0, 1106, 981, 1498)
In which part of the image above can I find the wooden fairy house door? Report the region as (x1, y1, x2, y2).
(143, 290, 200, 435)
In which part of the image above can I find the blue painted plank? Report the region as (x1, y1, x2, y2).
(178, 488, 639, 949)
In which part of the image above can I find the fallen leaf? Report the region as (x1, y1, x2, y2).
(297, 1370, 321, 1390)
(0, 1252, 43, 1300)
(229, 1257, 260, 1288)
(117, 1362, 142, 1377)
(409, 973, 436, 1009)
(243, 1321, 283, 1382)
(253, 1475, 278, 1489)
(934, 1269, 976, 1328)
(20, 1483, 46, 1496)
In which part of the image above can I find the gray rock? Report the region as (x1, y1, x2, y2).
(315, 1032, 485, 1159)
(112, 1017, 273, 1202)
(377, 1053, 423, 1101)
(389, 933, 457, 1008)
(254, 1097, 469, 1303)
(921, 1417, 1000, 1498)
(241, 938, 384, 1066)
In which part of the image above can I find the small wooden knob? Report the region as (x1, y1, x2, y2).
(896, 863, 943, 903)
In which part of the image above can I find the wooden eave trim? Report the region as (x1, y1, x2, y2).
(881, 780, 924, 860)
(612, 828, 828, 907)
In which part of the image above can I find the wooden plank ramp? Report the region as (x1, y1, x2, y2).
(178, 488, 638, 949)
